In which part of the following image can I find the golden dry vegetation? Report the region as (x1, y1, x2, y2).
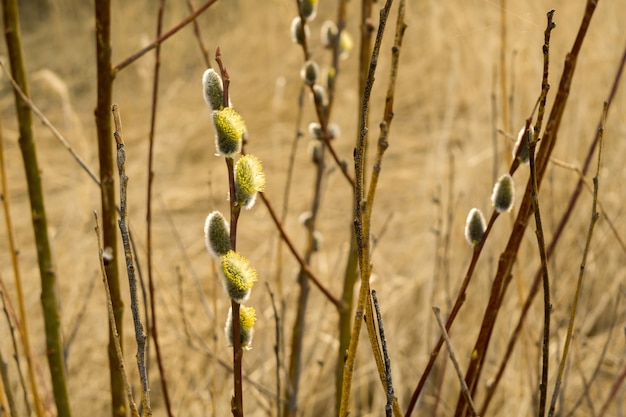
(0, 1, 625, 416)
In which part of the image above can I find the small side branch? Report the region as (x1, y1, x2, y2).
(433, 307, 479, 417)
(112, 104, 153, 416)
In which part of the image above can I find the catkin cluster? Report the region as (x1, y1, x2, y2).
(202, 68, 265, 349)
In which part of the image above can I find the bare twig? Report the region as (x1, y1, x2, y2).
(112, 104, 152, 416)
(185, 0, 212, 68)
(112, 0, 219, 75)
(528, 123, 552, 417)
(0, 61, 100, 186)
(259, 191, 341, 308)
(373, 291, 396, 417)
(433, 307, 479, 417)
(145, 2, 174, 416)
(93, 212, 140, 417)
(266, 283, 282, 417)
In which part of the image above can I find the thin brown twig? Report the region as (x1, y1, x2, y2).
(433, 307, 479, 417)
(0, 61, 100, 186)
(265, 282, 282, 417)
(145, 2, 174, 416)
(185, 0, 212, 68)
(259, 191, 341, 308)
(112, 0, 219, 75)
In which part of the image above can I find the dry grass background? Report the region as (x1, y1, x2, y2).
(0, 0, 625, 416)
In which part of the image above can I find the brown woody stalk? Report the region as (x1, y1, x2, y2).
(95, 1, 126, 415)
(2, 0, 71, 415)
(145, 1, 175, 416)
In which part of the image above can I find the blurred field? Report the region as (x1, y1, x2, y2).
(0, 0, 625, 416)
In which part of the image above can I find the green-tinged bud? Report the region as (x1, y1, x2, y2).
(513, 126, 531, 164)
(290, 17, 310, 45)
(202, 68, 225, 111)
(301, 60, 319, 86)
(339, 30, 354, 60)
(321, 20, 338, 48)
(212, 107, 246, 157)
(464, 208, 486, 246)
(300, 0, 318, 21)
(491, 174, 515, 213)
(235, 154, 266, 209)
(221, 250, 258, 302)
(204, 211, 231, 258)
(312, 84, 328, 108)
(225, 305, 257, 350)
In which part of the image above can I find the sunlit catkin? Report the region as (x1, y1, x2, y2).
(234, 154, 266, 209)
(491, 174, 515, 213)
(221, 250, 258, 303)
(464, 208, 486, 246)
(204, 211, 231, 258)
(212, 107, 246, 157)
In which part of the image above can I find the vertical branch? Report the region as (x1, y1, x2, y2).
(528, 132, 551, 417)
(113, 105, 153, 417)
(340, 1, 395, 416)
(94, 1, 126, 416)
(146, 1, 174, 416)
(2, 0, 71, 415)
